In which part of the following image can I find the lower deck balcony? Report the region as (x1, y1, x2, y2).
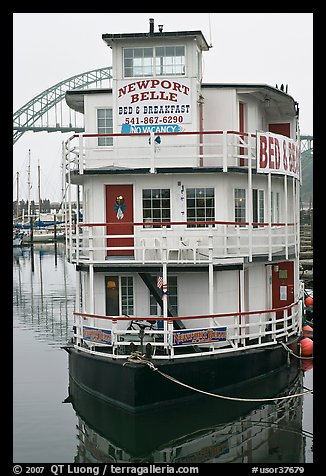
(72, 298, 303, 360)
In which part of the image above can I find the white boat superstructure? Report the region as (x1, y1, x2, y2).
(63, 18, 303, 409)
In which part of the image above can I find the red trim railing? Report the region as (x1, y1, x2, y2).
(71, 220, 296, 228)
(74, 299, 300, 322)
(64, 129, 301, 180)
(68, 130, 257, 139)
(66, 129, 258, 176)
(66, 219, 298, 265)
(72, 299, 302, 359)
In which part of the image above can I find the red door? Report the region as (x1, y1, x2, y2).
(106, 184, 134, 256)
(268, 123, 290, 138)
(272, 261, 294, 318)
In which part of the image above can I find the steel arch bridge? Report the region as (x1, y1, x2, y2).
(13, 66, 112, 144)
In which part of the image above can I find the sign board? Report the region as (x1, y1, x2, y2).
(83, 326, 112, 345)
(117, 78, 191, 133)
(280, 285, 288, 301)
(173, 327, 227, 346)
(256, 132, 300, 179)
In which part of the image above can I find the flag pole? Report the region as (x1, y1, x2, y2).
(162, 261, 169, 350)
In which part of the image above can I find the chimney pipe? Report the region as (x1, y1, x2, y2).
(149, 18, 154, 35)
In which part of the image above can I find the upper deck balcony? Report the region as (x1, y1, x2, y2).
(65, 129, 300, 178)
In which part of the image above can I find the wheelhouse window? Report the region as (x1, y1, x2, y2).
(186, 187, 215, 228)
(155, 46, 185, 75)
(97, 108, 113, 146)
(253, 189, 265, 227)
(234, 188, 246, 225)
(150, 275, 178, 316)
(124, 46, 185, 78)
(105, 276, 134, 316)
(142, 189, 171, 228)
(124, 47, 153, 78)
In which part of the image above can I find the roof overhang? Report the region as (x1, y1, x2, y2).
(65, 88, 112, 114)
(102, 30, 210, 51)
(202, 83, 299, 118)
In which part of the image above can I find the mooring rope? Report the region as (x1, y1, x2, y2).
(281, 342, 314, 360)
(124, 352, 313, 403)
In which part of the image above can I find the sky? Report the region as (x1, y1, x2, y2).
(13, 12, 313, 203)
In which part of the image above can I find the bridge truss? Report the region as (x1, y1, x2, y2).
(300, 135, 313, 158)
(13, 66, 112, 144)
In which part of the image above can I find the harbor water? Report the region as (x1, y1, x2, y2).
(13, 244, 313, 464)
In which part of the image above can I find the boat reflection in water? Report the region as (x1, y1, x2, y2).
(67, 362, 310, 463)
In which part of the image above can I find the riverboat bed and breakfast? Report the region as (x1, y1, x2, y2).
(63, 18, 303, 411)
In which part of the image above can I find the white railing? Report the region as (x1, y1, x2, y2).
(67, 220, 298, 265)
(65, 130, 258, 173)
(72, 299, 302, 360)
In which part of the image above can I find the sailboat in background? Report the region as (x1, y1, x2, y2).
(13, 150, 66, 245)
(13, 169, 28, 246)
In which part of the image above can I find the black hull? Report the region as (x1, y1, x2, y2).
(66, 339, 298, 412)
(68, 361, 303, 461)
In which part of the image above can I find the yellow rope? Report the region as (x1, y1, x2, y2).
(124, 352, 313, 403)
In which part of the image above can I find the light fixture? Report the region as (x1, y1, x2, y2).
(158, 24, 163, 32)
(107, 280, 117, 289)
(274, 265, 279, 272)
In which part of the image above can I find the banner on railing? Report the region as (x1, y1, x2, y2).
(83, 326, 112, 345)
(256, 132, 300, 179)
(173, 327, 227, 346)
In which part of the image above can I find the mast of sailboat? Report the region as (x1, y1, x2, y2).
(27, 149, 31, 220)
(16, 171, 19, 220)
(38, 160, 41, 222)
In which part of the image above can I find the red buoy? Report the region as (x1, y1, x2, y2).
(299, 337, 313, 357)
(302, 324, 313, 339)
(305, 296, 313, 307)
(301, 359, 313, 372)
